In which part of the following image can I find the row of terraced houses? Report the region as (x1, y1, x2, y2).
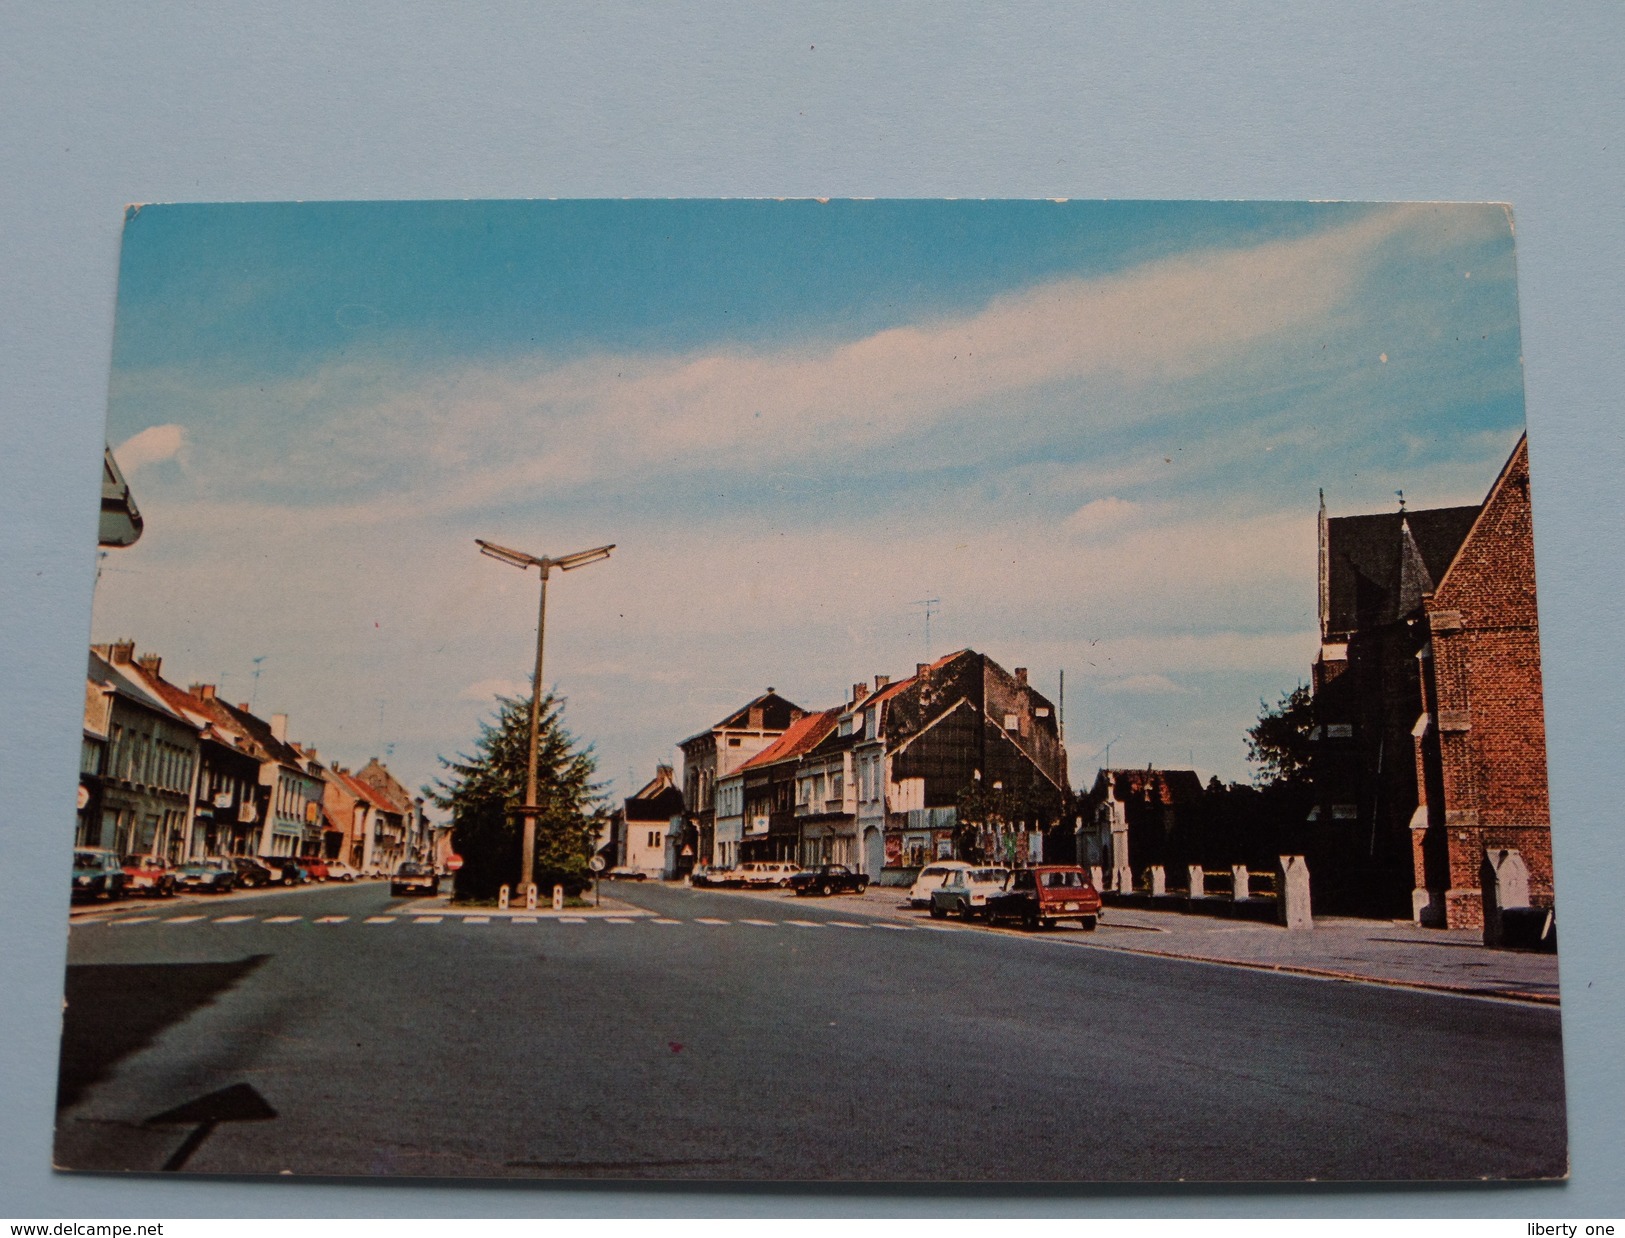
(78, 641, 440, 872)
(617, 435, 1553, 928)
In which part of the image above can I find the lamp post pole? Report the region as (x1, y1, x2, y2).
(520, 562, 549, 893)
(476, 538, 614, 895)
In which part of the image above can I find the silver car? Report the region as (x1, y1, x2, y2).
(929, 866, 1012, 920)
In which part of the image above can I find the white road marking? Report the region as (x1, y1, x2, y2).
(163, 915, 205, 924)
(465, 916, 491, 924)
(739, 919, 776, 927)
(873, 923, 914, 931)
(606, 917, 635, 924)
(828, 922, 868, 929)
(109, 917, 158, 926)
(364, 916, 395, 924)
(263, 915, 301, 924)
(694, 917, 729, 925)
(785, 920, 823, 928)
(413, 916, 443, 924)
(559, 917, 587, 924)
(315, 915, 349, 924)
(916, 924, 964, 933)
(651, 918, 682, 925)
(213, 915, 254, 924)
(513, 916, 538, 924)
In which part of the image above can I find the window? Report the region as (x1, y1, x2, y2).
(1004, 713, 1019, 731)
(648, 830, 661, 848)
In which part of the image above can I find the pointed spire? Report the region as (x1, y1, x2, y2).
(1393, 514, 1435, 618)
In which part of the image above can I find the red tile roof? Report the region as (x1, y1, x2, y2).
(738, 708, 841, 770)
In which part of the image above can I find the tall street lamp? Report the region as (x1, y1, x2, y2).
(476, 538, 614, 893)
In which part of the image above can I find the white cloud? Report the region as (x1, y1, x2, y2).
(1096, 673, 1186, 695)
(114, 423, 187, 473)
(1064, 496, 1143, 536)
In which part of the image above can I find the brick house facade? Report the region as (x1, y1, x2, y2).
(1413, 435, 1552, 928)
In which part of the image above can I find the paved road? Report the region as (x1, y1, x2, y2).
(54, 879, 1567, 1182)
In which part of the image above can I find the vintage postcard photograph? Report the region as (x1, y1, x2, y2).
(60, 199, 1564, 1182)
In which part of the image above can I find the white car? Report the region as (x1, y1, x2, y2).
(907, 860, 973, 907)
(735, 861, 801, 888)
(929, 866, 1012, 920)
(324, 860, 359, 882)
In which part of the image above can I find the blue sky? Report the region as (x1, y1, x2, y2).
(95, 200, 1528, 804)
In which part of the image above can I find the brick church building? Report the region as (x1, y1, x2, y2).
(1309, 434, 1552, 926)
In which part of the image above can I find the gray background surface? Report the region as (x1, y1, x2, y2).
(2, 1, 1619, 1218)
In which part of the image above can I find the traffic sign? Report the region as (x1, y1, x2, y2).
(588, 855, 606, 872)
(444, 853, 464, 872)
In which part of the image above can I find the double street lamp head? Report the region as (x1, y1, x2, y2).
(476, 539, 615, 575)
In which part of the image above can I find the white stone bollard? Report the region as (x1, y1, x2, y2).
(1089, 865, 1104, 892)
(551, 883, 564, 912)
(1113, 864, 1133, 894)
(1149, 865, 1166, 897)
(498, 884, 510, 910)
(1188, 865, 1206, 899)
(1278, 855, 1312, 930)
(1232, 864, 1250, 902)
(525, 883, 538, 911)
(1481, 847, 1530, 947)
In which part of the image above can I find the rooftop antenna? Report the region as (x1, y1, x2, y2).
(911, 597, 941, 660)
(248, 655, 267, 711)
(1396, 489, 1406, 512)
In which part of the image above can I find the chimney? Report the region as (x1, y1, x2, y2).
(136, 653, 162, 676)
(916, 663, 930, 678)
(271, 713, 288, 742)
(747, 706, 764, 729)
(189, 683, 218, 701)
(657, 763, 673, 779)
(874, 674, 891, 690)
(237, 703, 251, 713)
(109, 640, 135, 664)
(851, 681, 869, 703)
(1015, 667, 1028, 687)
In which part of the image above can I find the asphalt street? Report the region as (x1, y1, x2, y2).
(54, 879, 1568, 1182)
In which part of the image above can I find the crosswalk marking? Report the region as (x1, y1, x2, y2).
(828, 922, 868, 929)
(81, 910, 942, 934)
(606, 917, 635, 924)
(651, 918, 682, 925)
(109, 917, 158, 926)
(873, 923, 914, 931)
(559, 917, 586, 924)
(315, 915, 349, 924)
(465, 916, 491, 924)
(364, 916, 395, 924)
(413, 916, 443, 924)
(739, 919, 776, 926)
(163, 915, 205, 924)
(785, 920, 823, 928)
(694, 917, 729, 925)
(213, 915, 254, 924)
(513, 916, 538, 924)
(263, 915, 302, 924)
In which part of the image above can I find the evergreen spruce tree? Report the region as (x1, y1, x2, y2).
(427, 688, 608, 901)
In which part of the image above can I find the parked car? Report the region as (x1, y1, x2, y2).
(693, 865, 739, 888)
(789, 863, 869, 896)
(604, 866, 648, 881)
(981, 865, 1102, 930)
(736, 861, 801, 888)
(177, 857, 238, 894)
(298, 856, 331, 882)
(231, 856, 277, 888)
(121, 853, 178, 898)
(929, 866, 1011, 920)
(907, 860, 973, 908)
(71, 847, 126, 901)
(261, 857, 309, 886)
(323, 859, 359, 882)
(390, 861, 439, 896)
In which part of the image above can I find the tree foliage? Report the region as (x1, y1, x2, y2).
(1245, 683, 1315, 788)
(426, 688, 608, 900)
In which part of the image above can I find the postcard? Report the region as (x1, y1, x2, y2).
(59, 200, 1564, 1181)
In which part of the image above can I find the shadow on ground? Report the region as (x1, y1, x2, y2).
(56, 955, 270, 1109)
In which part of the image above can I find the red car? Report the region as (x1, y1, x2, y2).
(981, 865, 1102, 930)
(299, 856, 331, 881)
(122, 853, 178, 898)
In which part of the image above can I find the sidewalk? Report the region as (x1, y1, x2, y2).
(695, 882, 1563, 1005)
